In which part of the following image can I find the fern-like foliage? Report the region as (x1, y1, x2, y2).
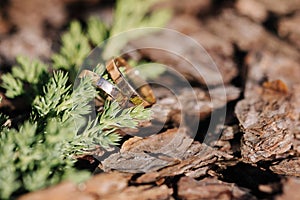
(103, 0, 172, 58)
(0, 0, 170, 198)
(111, 0, 171, 36)
(87, 17, 108, 46)
(0, 119, 90, 199)
(0, 97, 8, 131)
(33, 71, 71, 119)
(1, 56, 48, 99)
(100, 100, 151, 130)
(52, 21, 91, 81)
(1, 70, 149, 198)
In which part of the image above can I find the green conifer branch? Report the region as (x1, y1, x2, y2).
(1, 56, 48, 99)
(0, 0, 171, 198)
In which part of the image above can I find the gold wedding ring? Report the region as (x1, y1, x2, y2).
(79, 57, 156, 108)
(106, 57, 156, 107)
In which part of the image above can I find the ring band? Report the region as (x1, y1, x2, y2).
(79, 70, 134, 108)
(79, 57, 156, 108)
(106, 57, 156, 107)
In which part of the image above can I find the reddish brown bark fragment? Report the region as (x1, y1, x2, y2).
(236, 81, 299, 163)
(278, 12, 300, 50)
(276, 177, 300, 200)
(177, 176, 255, 200)
(270, 158, 300, 177)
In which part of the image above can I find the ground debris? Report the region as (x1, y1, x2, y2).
(177, 176, 256, 200)
(19, 182, 95, 200)
(270, 157, 300, 177)
(0, 0, 67, 61)
(19, 171, 173, 200)
(235, 0, 268, 22)
(5, 0, 300, 199)
(101, 128, 194, 173)
(235, 41, 300, 165)
(278, 12, 300, 50)
(204, 9, 300, 59)
(128, 29, 238, 85)
(98, 185, 173, 200)
(276, 177, 300, 200)
(211, 125, 240, 154)
(136, 142, 233, 183)
(235, 0, 300, 21)
(151, 85, 240, 127)
(245, 50, 300, 95)
(236, 80, 299, 163)
(101, 128, 233, 177)
(255, 0, 300, 15)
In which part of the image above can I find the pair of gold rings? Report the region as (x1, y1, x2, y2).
(79, 57, 156, 108)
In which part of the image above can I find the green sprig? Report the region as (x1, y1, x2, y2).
(1, 56, 48, 99)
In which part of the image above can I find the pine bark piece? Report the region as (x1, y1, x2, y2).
(101, 128, 194, 173)
(0, 14, 10, 35)
(236, 44, 300, 164)
(134, 142, 233, 183)
(204, 10, 299, 59)
(0, 0, 67, 61)
(270, 157, 300, 177)
(211, 125, 240, 154)
(19, 171, 172, 200)
(140, 85, 240, 133)
(177, 176, 256, 200)
(167, 14, 203, 35)
(236, 0, 300, 19)
(102, 127, 232, 176)
(245, 51, 300, 96)
(98, 185, 172, 200)
(276, 177, 300, 200)
(19, 182, 95, 200)
(143, 142, 232, 180)
(278, 12, 300, 50)
(235, 81, 300, 163)
(257, 0, 300, 15)
(235, 0, 268, 22)
(128, 28, 238, 85)
(83, 172, 131, 196)
(85, 173, 172, 200)
(178, 86, 240, 119)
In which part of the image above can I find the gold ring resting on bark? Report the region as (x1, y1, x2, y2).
(79, 70, 132, 107)
(106, 57, 156, 107)
(79, 57, 156, 108)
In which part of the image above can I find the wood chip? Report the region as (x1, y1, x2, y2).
(278, 12, 300, 50)
(102, 127, 232, 178)
(235, 0, 268, 22)
(177, 176, 255, 200)
(19, 182, 95, 200)
(270, 157, 300, 177)
(276, 177, 300, 200)
(101, 128, 194, 173)
(135, 142, 233, 183)
(153, 85, 240, 123)
(0, 0, 67, 61)
(99, 185, 172, 200)
(236, 81, 299, 163)
(245, 50, 300, 96)
(257, 0, 300, 15)
(83, 171, 131, 196)
(128, 29, 238, 85)
(19, 171, 172, 200)
(204, 10, 299, 59)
